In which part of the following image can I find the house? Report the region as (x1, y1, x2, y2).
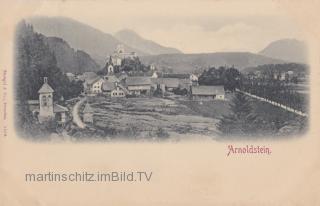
(102, 80, 115, 94)
(77, 72, 97, 81)
(83, 103, 94, 123)
(179, 79, 192, 91)
(126, 77, 152, 95)
(191, 85, 225, 100)
(84, 77, 104, 94)
(190, 74, 198, 82)
(118, 73, 128, 81)
(111, 84, 126, 98)
(151, 71, 158, 78)
(152, 78, 180, 91)
(103, 75, 120, 83)
(161, 73, 190, 79)
(150, 64, 156, 71)
(29, 77, 69, 124)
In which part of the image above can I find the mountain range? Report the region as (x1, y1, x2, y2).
(259, 39, 307, 63)
(25, 16, 308, 74)
(115, 29, 181, 55)
(26, 16, 181, 66)
(140, 52, 286, 73)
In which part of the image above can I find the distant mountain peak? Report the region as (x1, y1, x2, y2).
(259, 38, 307, 63)
(115, 29, 182, 55)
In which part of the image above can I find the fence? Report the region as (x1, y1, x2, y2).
(236, 89, 308, 117)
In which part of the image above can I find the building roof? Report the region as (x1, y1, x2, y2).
(153, 78, 180, 88)
(83, 103, 94, 113)
(53, 104, 68, 113)
(86, 77, 103, 85)
(179, 79, 192, 85)
(191, 85, 225, 96)
(117, 73, 128, 81)
(104, 75, 120, 83)
(102, 80, 115, 91)
(126, 77, 152, 86)
(78, 72, 98, 81)
(38, 83, 54, 93)
(66, 72, 75, 77)
(162, 73, 190, 79)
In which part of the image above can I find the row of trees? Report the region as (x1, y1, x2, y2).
(240, 78, 307, 112)
(198, 66, 241, 91)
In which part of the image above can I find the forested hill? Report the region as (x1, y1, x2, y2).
(44, 37, 100, 73)
(15, 20, 83, 103)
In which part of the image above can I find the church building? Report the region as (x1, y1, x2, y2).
(35, 77, 69, 124)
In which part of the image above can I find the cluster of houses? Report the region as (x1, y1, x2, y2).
(79, 70, 225, 100)
(74, 45, 226, 101)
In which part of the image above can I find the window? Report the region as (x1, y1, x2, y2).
(42, 96, 47, 106)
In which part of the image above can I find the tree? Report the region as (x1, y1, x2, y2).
(224, 67, 241, 91)
(217, 92, 258, 137)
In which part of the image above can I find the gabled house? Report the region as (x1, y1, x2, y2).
(111, 84, 126, 98)
(191, 85, 225, 100)
(152, 78, 180, 91)
(126, 77, 152, 95)
(102, 80, 115, 94)
(103, 75, 120, 83)
(84, 77, 104, 94)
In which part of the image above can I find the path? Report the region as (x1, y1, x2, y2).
(72, 97, 86, 128)
(236, 89, 308, 117)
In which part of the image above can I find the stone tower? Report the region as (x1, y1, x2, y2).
(38, 77, 54, 122)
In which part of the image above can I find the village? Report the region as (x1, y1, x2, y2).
(25, 45, 233, 139)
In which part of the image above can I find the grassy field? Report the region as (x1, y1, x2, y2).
(76, 96, 231, 139)
(250, 98, 307, 137)
(67, 92, 306, 140)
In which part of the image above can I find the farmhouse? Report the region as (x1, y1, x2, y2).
(191, 85, 225, 100)
(84, 77, 104, 94)
(103, 75, 120, 83)
(102, 80, 115, 94)
(77, 72, 97, 81)
(28, 77, 69, 124)
(152, 78, 180, 91)
(111, 85, 126, 98)
(126, 76, 152, 95)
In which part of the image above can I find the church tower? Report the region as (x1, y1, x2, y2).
(38, 77, 54, 122)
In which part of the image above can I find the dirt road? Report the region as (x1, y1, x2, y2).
(72, 98, 86, 128)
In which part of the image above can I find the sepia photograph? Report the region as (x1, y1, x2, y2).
(14, 1, 309, 141)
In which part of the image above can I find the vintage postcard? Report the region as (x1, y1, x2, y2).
(1, 0, 320, 205)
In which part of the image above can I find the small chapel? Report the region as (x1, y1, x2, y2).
(30, 77, 69, 124)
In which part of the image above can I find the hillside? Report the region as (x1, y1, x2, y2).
(115, 29, 181, 55)
(140, 52, 286, 73)
(259, 39, 307, 63)
(45, 37, 100, 74)
(26, 16, 147, 66)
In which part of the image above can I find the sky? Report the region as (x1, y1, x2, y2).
(31, 0, 304, 54)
